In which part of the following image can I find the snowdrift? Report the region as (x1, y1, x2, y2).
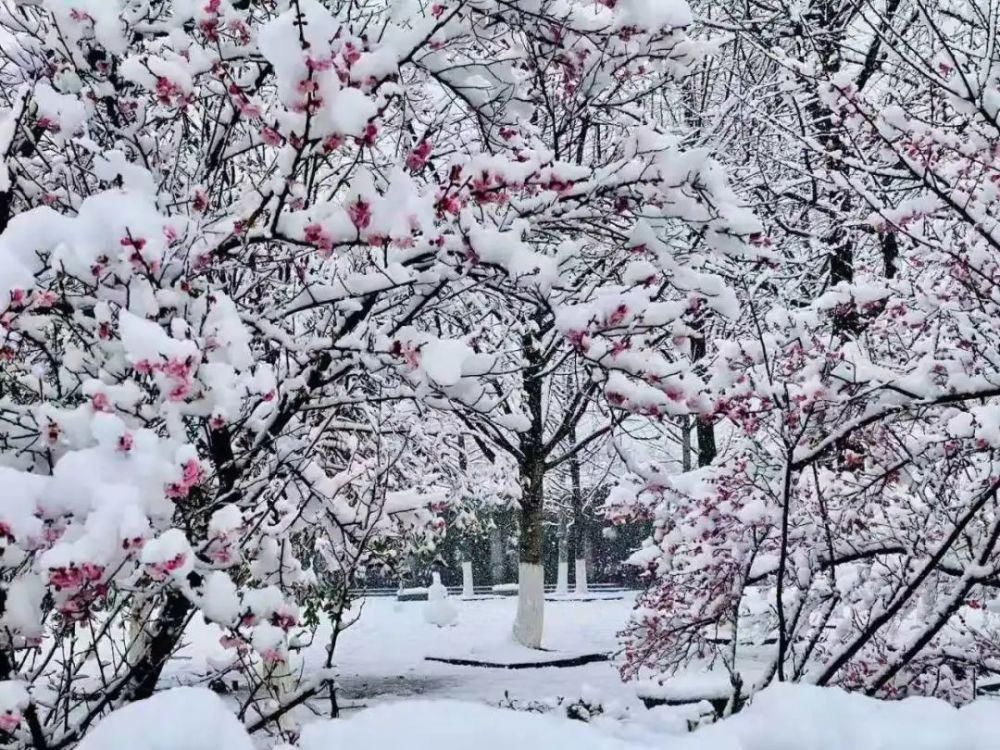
(76, 683, 1000, 750)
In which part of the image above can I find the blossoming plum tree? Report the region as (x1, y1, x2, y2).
(614, 0, 1000, 707)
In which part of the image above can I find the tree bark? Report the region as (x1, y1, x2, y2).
(569, 444, 588, 594)
(513, 329, 546, 648)
(489, 518, 506, 584)
(691, 332, 717, 466)
(555, 506, 569, 595)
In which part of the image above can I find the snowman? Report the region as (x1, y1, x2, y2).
(423, 572, 458, 627)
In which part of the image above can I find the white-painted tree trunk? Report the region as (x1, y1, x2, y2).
(254, 658, 297, 733)
(574, 558, 588, 594)
(555, 560, 569, 595)
(512, 562, 545, 648)
(462, 560, 475, 598)
(126, 596, 155, 667)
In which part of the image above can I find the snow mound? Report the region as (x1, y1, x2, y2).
(298, 700, 637, 750)
(298, 686, 1000, 750)
(76, 688, 253, 750)
(68, 682, 1000, 750)
(676, 683, 1000, 750)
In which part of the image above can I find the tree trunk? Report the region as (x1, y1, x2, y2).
(512, 463, 545, 647)
(461, 560, 474, 598)
(489, 516, 506, 584)
(680, 415, 692, 471)
(513, 328, 547, 648)
(569, 445, 588, 594)
(125, 596, 155, 667)
(130, 592, 191, 701)
(555, 506, 569, 595)
(691, 332, 717, 467)
(574, 558, 588, 595)
(569, 444, 587, 594)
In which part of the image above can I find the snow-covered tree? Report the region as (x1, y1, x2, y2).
(0, 0, 516, 742)
(617, 0, 1000, 706)
(368, 0, 759, 647)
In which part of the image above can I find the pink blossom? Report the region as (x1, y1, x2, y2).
(260, 127, 282, 146)
(155, 77, 187, 107)
(322, 134, 343, 152)
(567, 330, 589, 352)
(239, 101, 262, 119)
(406, 140, 433, 171)
(296, 79, 319, 95)
(349, 200, 372, 229)
(260, 648, 285, 665)
(122, 536, 146, 554)
(270, 610, 297, 631)
(606, 304, 628, 327)
(182, 459, 202, 486)
(390, 340, 421, 368)
(304, 223, 333, 252)
(436, 194, 462, 216)
(199, 18, 219, 40)
(164, 553, 187, 572)
(43, 524, 64, 545)
(32, 291, 58, 309)
(219, 635, 244, 650)
(165, 483, 187, 500)
(162, 358, 192, 380)
(358, 122, 378, 146)
(192, 189, 208, 213)
(91, 392, 110, 412)
(80, 563, 104, 583)
(168, 382, 190, 401)
(306, 56, 333, 71)
(342, 43, 361, 66)
(0, 713, 20, 733)
(49, 566, 84, 591)
(147, 553, 187, 581)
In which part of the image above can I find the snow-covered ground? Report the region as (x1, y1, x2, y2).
(79, 592, 1000, 749)
(85, 676, 1000, 750)
(330, 594, 639, 710)
(176, 593, 648, 718)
